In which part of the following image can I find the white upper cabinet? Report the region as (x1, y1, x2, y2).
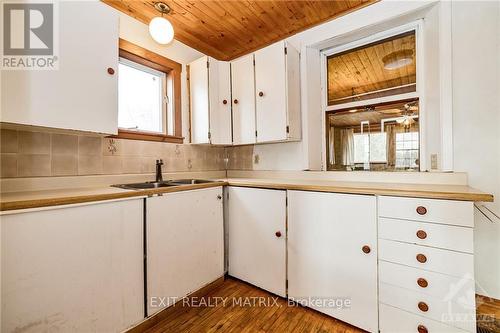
(190, 56, 210, 144)
(189, 57, 232, 145)
(209, 60, 232, 145)
(1, 2, 119, 135)
(231, 54, 256, 145)
(254, 41, 301, 142)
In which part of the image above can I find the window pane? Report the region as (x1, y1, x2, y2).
(327, 31, 416, 106)
(369, 132, 387, 163)
(118, 60, 165, 133)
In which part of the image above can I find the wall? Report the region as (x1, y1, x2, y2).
(253, 1, 445, 171)
(0, 129, 225, 178)
(117, 12, 203, 139)
(451, 1, 500, 299)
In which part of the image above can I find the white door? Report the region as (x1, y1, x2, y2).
(147, 187, 224, 315)
(1, 2, 119, 134)
(254, 41, 288, 142)
(1, 199, 144, 332)
(209, 60, 232, 145)
(227, 187, 286, 297)
(231, 55, 256, 145)
(190, 56, 210, 144)
(288, 191, 378, 333)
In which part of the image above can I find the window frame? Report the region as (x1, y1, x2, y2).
(111, 38, 183, 144)
(321, 20, 426, 171)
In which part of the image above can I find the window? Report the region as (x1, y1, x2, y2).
(113, 39, 183, 143)
(396, 132, 419, 169)
(325, 24, 421, 171)
(354, 133, 387, 164)
(118, 58, 166, 134)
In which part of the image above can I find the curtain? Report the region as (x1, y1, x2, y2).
(329, 126, 335, 166)
(386, 124, 396, 167)
(340, 128, 354, 166)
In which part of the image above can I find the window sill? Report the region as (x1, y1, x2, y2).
(109, 129, 184, 144)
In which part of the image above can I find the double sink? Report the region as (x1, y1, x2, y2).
(112, 179, 216, 190)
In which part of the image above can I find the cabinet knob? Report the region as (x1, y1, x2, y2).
(107, 67, 115, 75)
(416, 206, 427, 215)
(233, 99, 238, 104)
(275, 231, 282, 238)
(217, 195, 222, 200)
(362, 245, 371, 254)
(416, 253, 427, 263)
(223, 99, 228, 105)
(417, 324, 428, 333)
(418, 301, 429, 312)
(258, 91, 264, 97)
(416, 230, 427, 239)
(417, 278, 428, 288)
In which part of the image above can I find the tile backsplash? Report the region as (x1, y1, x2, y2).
(0, 129, 254, 178)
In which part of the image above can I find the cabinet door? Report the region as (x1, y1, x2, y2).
(1, 199, 144, 332)
(231, 55, 256, 145)
(209, 60, 232, 145)
(254, 41, 288, 142)
(288, 191, 378, 333)
(227, 187, 286, 297)
(1, 2, 119, 134)
(147, 187, 224, 315)
(190, 56, 210, 144)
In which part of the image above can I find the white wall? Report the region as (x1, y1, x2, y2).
(117, 12, 204, 140)
(451, 1, 500, 299)
(253, 0, 443, 171)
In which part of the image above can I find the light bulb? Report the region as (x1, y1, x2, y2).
(149, 17, 174, 45)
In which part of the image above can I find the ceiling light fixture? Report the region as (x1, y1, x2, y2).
(382, 49, 413, 70)
(149, 2, 174, 45)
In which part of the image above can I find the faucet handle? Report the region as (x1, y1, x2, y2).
(156, 159, 163, 165)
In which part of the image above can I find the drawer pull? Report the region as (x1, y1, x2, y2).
(418, 301, 429, 312)
(416, 230, 427, 239)
(417, 278, 428, 288)
(223, 99, 228, 105)
(417, 324, 428, 333)
(275, 231, 282, 238)
(258, 91, 264, 97)
(362, 245, 371, 254)
(416, 253, 427, 263)
(416, 206, 427, 215)
(233, 99, 238, 104)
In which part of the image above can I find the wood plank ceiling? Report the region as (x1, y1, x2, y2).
(327, 31, 416, 105)
(103, 0, 377, 61)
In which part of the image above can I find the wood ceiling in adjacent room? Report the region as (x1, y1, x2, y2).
(103, 0, 377, 61)
(327, 31, 416, 105)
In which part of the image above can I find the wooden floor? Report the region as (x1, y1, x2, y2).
(144, 277, 363, 333)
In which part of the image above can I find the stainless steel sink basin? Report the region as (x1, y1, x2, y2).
(112, 179, 217, 190)
(112, 181, 180, 190)
(168, 179, 215, 185)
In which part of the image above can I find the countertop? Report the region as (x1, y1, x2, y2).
(0, 178, 493, 212)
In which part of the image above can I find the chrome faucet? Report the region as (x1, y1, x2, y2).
(155, 159, 163, 182)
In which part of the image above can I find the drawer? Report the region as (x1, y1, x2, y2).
(378, 261, 475, 306)
(380, 283, 476, 332)
(379, 239, 474, 278)
(380, 303, 470, 333)
(378, 196, 473, 227)
(378, 218, 473, 253)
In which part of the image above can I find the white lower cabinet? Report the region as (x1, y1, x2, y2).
(0, 199, 144, 333)
(227, 186, 286, 297)
(378, 196, 476, 333)
(146, 187, 224, 315)
(287, 191, 379, 333)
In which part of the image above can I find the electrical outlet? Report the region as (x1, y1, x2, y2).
(431, 154, 438, 170)
(254, 154, 260, 164)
